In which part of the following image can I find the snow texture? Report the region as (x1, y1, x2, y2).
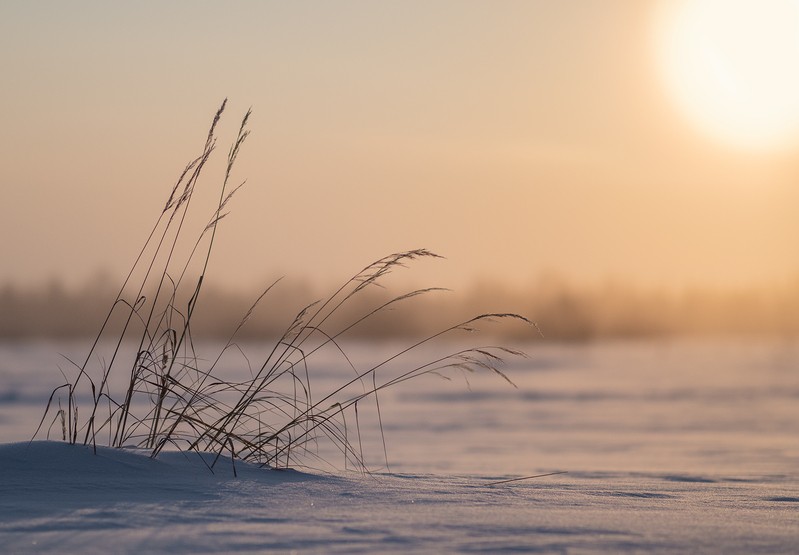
(0, 339, 797, 553)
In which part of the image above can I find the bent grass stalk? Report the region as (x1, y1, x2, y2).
(34, 101, 534, 472)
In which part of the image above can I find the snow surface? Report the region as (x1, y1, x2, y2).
(1, 339, 797, 553)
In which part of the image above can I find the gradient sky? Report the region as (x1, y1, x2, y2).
(1, 0, 798, 292)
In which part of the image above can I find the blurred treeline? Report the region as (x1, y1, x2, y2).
(2, 274, 798, 341)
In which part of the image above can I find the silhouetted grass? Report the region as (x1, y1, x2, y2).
(33, 101, 532, 471)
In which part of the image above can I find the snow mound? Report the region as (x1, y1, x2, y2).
(1, 441, 312, 507)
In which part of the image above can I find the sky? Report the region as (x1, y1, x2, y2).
(1, 0, 798, 293)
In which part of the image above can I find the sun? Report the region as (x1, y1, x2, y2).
(654, 0, 799, 152)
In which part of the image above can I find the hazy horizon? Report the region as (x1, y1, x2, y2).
(2, 1, 799, 296)
(3, 270, 798, 340)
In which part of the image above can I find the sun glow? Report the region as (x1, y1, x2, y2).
(655, 0, 799, 151)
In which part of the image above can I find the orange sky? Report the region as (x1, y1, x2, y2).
(1, 1, 798, 293)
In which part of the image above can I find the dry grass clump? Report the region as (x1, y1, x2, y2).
(34, 100, 532, 472)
